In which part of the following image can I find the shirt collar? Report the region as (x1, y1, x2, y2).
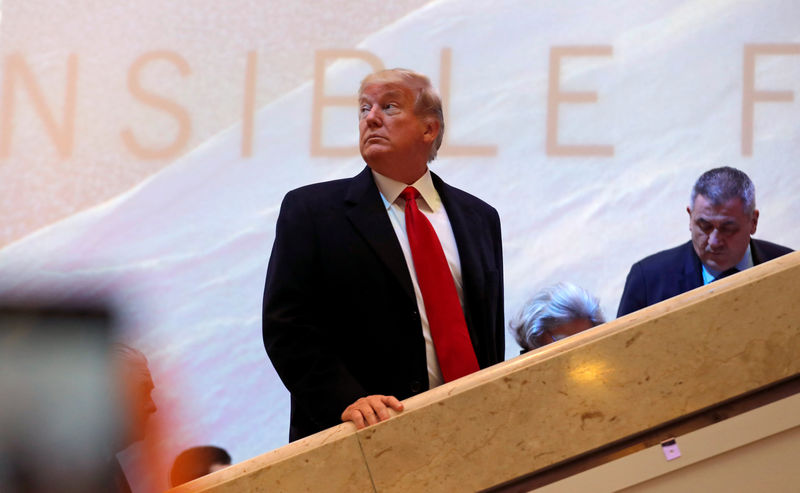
(701, 243, 753, 283)
(371, 168, 441, 213)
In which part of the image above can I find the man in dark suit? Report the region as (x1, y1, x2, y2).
(263, 69, 504, 441)
(618, 166, 792, 317)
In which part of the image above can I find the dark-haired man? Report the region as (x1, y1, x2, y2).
(617, 166, 792, 317)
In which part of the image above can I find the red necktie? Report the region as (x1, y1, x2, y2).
(400, 186, 480, 382)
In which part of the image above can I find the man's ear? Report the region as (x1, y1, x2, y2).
(750, 209, 759, 235)
(422, 117, 440, 144)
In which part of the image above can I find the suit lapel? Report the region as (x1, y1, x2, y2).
(682, 241, 704, 290)
(750, 238, 766, 265)
(432, 173, 486, 349)
(344, 167, 416, 302)
(433, 174, 484, 290)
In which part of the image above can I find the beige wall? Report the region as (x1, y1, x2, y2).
(540, 392, 800, 492)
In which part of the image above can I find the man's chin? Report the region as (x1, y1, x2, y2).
(361, 149, 388, 167)
(361, 144, 387, 156)
(703, 257, 734, 272)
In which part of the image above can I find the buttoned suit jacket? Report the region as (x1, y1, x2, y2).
(617, 238, 792, 317)
(262, 167, 504, 441)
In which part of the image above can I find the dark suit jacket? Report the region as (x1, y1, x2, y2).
(262, 167, 504, 441)
(617, 238, 792, 317)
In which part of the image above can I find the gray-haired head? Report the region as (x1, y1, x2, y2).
(690, 166, 756, 216)
(359, 68, 445, 162)
(509, 282, 605, 351)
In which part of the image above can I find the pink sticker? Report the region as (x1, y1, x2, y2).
(661, 438, 682, 461)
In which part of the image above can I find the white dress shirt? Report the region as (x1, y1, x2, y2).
(372, 169, 465, 389)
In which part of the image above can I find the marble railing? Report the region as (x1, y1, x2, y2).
(173, 251, 800, 493)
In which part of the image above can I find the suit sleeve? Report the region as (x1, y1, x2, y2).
(490, 208, 505, 364)
(617, 262, 646, 318)
(262, 191, 367, 431)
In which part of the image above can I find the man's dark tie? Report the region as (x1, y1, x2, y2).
(400, 186, 479, 382)
(714, 267, 740, 281)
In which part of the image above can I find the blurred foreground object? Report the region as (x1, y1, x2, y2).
(0, 302, 120, 492)
(112, 343, 159, 492)
(170, 446, 231, 487)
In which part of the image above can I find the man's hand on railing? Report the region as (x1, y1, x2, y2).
(341, 395, 404, 429)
